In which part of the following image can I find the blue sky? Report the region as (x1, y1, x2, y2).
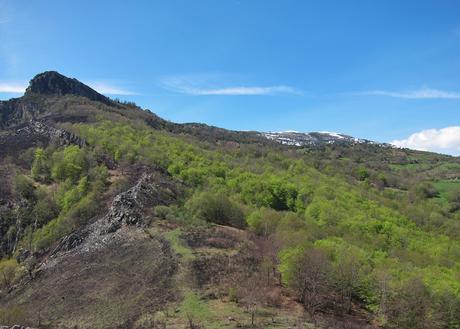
(1, 0, 459, 154)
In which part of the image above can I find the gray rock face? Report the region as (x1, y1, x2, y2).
(0, 98, 41, 128)
(106, 172, 177, 232)
(25, 71, 112, 105)
(16, 121, 86, 146)
(0, 120, 85, 156)
(50, 232, 85, 255)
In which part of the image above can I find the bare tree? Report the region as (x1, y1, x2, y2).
(289, 248, 332, 317)
(386, 277, 434, 329)
(334, 247, 364, 313)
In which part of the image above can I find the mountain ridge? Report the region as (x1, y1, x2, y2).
(2, 71, 394, 152)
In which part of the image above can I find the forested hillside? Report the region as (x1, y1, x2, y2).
(0, 72, 459, 329)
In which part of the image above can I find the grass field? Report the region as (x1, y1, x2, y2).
(433, 179, 460, 203)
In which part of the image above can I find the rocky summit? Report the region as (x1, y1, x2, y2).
(25, 71, 111, 104)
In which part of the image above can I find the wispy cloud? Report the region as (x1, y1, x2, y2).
(0, 4, 10, 24)
(161, 76, 301, 96)
(176, 85, 300, 96)
(357, 88, 460, 99)
(85, 82, 139, 96)
(392, 126, 460, 156)
(0, 82, 26, 93)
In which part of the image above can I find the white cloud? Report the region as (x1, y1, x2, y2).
(392, 126, 460, 156)
(86, 82, 138, 96)
(182, 85, 300, 96)
(161, 76, 301, 96)
(360, 88, 460, 99)
(0, 82, 26, 93)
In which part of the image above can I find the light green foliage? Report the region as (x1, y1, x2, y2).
(31, 147, 49, 181)
(51, 145, 88, 182)
(0, 258, 21, 291)
(357, 166, 369, 181)
(56, 176, 89, 211)
(62, 120, 460, 325)
(181, 291, 208, 329)
(28, 147, 108, 252)
(234, 174, 298, 211)
(164, 229, 194, 261)
(434, 179, 460, 201)
(246, 207, 282, 236)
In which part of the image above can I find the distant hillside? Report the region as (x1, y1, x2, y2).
(260, 131, 386, 147)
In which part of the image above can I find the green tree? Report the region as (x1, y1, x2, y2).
(51, 145, 87, 182)
(31, 147, 49, 181)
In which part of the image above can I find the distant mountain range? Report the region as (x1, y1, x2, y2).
(260, 131, 391, 148)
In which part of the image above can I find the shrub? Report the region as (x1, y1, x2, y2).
(187, 192, 245, 228)
(0, 258, 20, 292)
(14, 174, 35, 199)
(0, 306, 26, 326)
(228, 287, 238, 302)
(246, 208, 282, 236)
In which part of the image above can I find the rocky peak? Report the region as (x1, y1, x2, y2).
(25, 71, 112, 104)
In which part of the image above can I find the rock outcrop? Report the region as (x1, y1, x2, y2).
(0, 121, 85, 156)
(16, 121, 85, 146)
(45, 171, 179, 260)
(0, 98, 41, 128)
(106, 172, 178, 232)
(25, 71, 112, 105)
